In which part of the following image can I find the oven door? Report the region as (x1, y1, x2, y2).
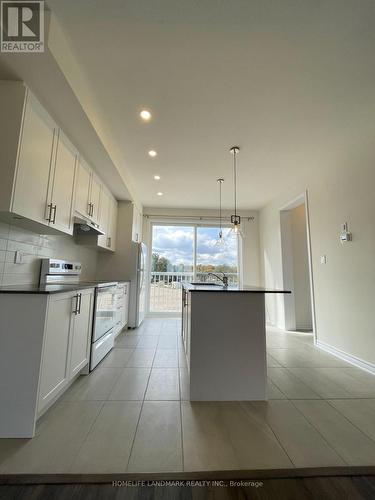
(92, 285, 117, 342)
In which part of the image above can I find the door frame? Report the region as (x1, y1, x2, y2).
(279, 190, 317, 339)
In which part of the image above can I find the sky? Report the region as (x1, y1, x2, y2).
(151, 225, 238, 268)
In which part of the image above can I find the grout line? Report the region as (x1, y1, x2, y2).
(240, 401, 295, 469)
(325, 399, 375, 446)
(67, 400, 106, 473)
(125, 340, 158, 471)
(289, 399, 349, 466)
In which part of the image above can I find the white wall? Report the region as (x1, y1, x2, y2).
(259, 151, 375, 366)
(142, 206, 261, 286)
(0, 221, 98, 285)
(96, 201, 135, 282)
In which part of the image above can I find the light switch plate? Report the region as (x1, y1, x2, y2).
(320, 255, 327, 264)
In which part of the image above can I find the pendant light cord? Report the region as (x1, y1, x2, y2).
(219, 180, 222, 233)
(233, 149, 237, 217)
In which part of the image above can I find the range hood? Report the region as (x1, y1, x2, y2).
(73, 215, 105, 236)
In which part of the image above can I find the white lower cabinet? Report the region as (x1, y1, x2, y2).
(38, 293, 73, 412)
(69, 289, 94, 378)
(38, 289, 94, 412)
(114, 282, 130, 337)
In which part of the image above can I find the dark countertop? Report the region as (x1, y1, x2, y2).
(182, 283, 291, 293)
(0, 283, 100, 294)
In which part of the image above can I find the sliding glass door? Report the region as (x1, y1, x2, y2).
(149, 224, 239, 313)
(150, 225, 194, 313)
(196, 227, 239, 285)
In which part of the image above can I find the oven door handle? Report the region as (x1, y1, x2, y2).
(73, 294, 79, 315)
(77, 293, 82, 315)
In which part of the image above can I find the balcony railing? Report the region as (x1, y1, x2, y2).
(150, 271, 238, 312)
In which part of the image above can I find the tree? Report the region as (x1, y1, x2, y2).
(152, 253, 170, 272)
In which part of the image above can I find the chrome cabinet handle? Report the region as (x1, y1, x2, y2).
(46, 203, 53, 222)
(90, 203, 94, 217)
(77, 293, 82, 315)
(87, 202, 92, 216)
(73, 294, 79, 315)
(107, 237, 111, 248)
(51, 205, 57, 224)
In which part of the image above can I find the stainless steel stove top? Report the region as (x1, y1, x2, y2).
(39, 259, 117, 288)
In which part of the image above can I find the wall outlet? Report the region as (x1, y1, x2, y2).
(320, 255, 327, 264)
(14, 251, 23, 264)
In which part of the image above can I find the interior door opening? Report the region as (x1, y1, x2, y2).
(280, 199, 313, 332)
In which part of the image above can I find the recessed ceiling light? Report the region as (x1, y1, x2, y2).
(140, 109, 151, 121)
(154, 175, 161, 180)
(157, 192, 163, 196)
(148, 150, 157, 157)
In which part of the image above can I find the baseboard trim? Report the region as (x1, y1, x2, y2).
(316, 340, 375, 375)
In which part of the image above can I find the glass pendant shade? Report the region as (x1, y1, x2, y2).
(215, 229, 227, 247)
(228, 222, 244, 239)
(228, 215, 245, 239)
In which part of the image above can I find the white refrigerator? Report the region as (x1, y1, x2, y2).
(128, 242, 148, 328)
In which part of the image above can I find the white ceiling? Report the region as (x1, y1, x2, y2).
(47, 0, 375, 209)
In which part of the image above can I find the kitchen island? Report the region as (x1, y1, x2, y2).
(181, 283, 290, 401)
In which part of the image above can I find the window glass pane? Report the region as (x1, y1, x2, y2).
(150, 225, 194, 312)
(196, 227, 238, 284)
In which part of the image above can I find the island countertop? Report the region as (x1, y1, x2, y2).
(182, 283, 291, 293)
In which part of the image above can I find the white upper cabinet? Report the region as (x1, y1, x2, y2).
(97, 187, 110, 249)
(12, 92, 57, 227)
(108, 196, 118, 251)
(48, 130, 77, 235)
(0, 83, 58, 232)
(0, 83, 75, 236)
(74, 158, 102, 226)
(97, 189, 117, 251)
(132, 204, 142, 243)
(75, 158, 91, 219)
(90, 174, 101, 225)
(0, 81, 118, 245)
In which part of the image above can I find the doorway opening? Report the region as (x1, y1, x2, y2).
(149, 224, 239, 314)
(280, 194, 314, 333)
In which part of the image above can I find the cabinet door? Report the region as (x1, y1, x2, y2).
(123, 283, 129, 326)
(49, 130, 77, 235)
(70, 289, 94, 377)
(97, 188, 110, 249)
(108, 197, 118, 251)
(132, 205, 140, 242)
(12, 92, 56, 226)
(75, 158, 91, 218)
(186, 293, 191, 367)
(90, 174, 101, 224)
(137, 209, 143, 242)
(38, 293, 73, 411)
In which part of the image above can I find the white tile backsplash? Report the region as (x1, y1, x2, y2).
(0, 223, 98, 286)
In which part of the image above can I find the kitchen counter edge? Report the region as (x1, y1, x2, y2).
(182, 283, 291, 293)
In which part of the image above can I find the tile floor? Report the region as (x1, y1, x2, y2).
(1, 318, 375, 473)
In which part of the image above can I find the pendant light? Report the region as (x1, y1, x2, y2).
(215, 178, 227, 247)
(229, 146, 244, 239)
